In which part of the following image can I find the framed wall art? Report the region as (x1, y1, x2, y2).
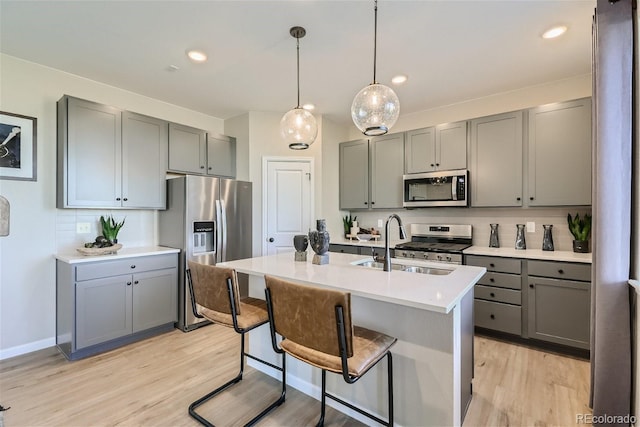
(0, 111, 37, 181)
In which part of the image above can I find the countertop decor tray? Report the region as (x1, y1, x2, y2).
(76, 243, 123, 256)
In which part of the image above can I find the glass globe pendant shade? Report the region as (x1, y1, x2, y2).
(280, 107, 318, 150)
(351, 83, 400, 136)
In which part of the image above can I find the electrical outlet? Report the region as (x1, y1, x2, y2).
(526, 221, 535, 233)
(377, 219, 383, 228)
(76, 222, 91, 234)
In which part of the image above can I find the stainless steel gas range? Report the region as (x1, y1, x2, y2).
(394, 224, 473, 265)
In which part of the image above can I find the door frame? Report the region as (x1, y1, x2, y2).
(261, 156, 315, 256)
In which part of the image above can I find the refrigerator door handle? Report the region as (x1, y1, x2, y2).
(220, 199, 228, 262)
(215, 199, 222, 263)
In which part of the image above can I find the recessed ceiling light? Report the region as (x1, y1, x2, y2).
(186, 50, 207, 63)
(542, 26, 567, 39)
(391, 75, 408, 85)
(302, 103, 315, 111)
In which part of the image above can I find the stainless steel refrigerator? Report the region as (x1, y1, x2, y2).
(159, 175, 252, 331)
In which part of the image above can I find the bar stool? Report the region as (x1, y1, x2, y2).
(187, 261, 286, 427)
(263, 275, 397, 427)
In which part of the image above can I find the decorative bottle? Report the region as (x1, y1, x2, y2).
(542, 224, 554, 251)
(515, 224, 526, 250)
(489, 224, 500, 248)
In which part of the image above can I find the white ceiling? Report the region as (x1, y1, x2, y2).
(0, 0, 595, 127)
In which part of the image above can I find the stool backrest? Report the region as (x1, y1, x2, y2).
(188, 261, 241, 315)
(264, 275, 353, 358)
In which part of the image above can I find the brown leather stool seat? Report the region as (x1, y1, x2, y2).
(264, 275, 397, 427)
(187, 262, 286, 427)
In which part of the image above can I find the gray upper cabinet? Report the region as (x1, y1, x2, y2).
(57, 96, 167, 209)
(339, 133, 404, 210)
(121, 112, 168, 209)
(339, 139, 369, 210)
(405, 121, 467, 173)
(206, 134, 236, 178)
(470, 111, 523, 207)
(168, 125, 236, 178)
(527, 98, 592, 206)
(168, 123, 207, 174)
(370, 132, 405, 209)
(58, 96, 122, 208)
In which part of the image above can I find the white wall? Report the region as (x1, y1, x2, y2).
(0, 54, 224, 359)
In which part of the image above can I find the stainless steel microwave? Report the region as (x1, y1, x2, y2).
(403, 169, 468, 208)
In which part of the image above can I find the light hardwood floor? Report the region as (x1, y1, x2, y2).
(0, 326, 590, 426)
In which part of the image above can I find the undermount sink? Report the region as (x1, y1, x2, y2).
(353, 259, 452, 275)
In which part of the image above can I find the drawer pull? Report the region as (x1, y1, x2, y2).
(489, 263, 495, 268)
(558, 269, 564, 274)
(490, 292, 495, 297)
(490, 314, 495, 319)
(529, 284, 534, 288)
(489, 278, 495, 283)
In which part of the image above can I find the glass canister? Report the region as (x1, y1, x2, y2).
(542, 224, 554, 251)
(515, 224, 526, 250)
(489, 224, 500, 248)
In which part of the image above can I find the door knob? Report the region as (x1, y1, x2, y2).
(268, 237, 274, 242)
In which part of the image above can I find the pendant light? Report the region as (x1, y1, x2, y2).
(351, 0, 399, 136)
(280, 26, 318, 150)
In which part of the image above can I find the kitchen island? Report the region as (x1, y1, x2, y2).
(220, 252, 485, 426)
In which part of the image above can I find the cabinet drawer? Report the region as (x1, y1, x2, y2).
(475, 285, 521, 305)
(475, 299, 522, 335)
(76, 254, 178, 282)
(477, 271, 521, 290)
(528, 260, 590, 282)
(328, 244, 360, 255)
(465, 255, 521, 274)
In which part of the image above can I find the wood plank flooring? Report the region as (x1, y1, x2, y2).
(0, 326, 590, 426)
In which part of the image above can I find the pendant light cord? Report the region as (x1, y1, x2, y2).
(373, 0, 378, 84)
(296, 36, 301, 108)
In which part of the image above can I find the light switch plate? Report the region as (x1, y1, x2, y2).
(377, 219, 384, 228)
(76, 222, 91, 234)
(526, 221, 535, 233)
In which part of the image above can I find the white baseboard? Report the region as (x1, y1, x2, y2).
(0, 337, 55, 360)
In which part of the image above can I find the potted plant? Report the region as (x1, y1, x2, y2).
(567, 213, 591, 253)
(100, 214, 126, 244)
(342, 214, 357, 237)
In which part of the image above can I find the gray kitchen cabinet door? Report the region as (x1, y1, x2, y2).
(132, 268, 177, 332)
(121, 112, 168, 209)
(206, 134, 236, 178)
(527, 98, 592, 206)
(527, 276, 590, 349)
(76, 275, 132, 349)
(370, 132, 404, 209)
(60, 96, 122, 208)
(339, 139, 369, 210)
(470, 111, 523, 207)
(405, 127, 435, 174)
(168, 122, 207, 174)
(436, 121, 467, 171)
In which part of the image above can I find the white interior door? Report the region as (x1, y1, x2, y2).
(264, 158, 312, 255)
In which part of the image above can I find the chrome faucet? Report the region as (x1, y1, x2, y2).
(384, 214, 407, 272)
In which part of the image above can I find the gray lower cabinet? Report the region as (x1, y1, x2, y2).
(57, 253, 178, 360)
(469, 111, 524, 207)
(527, 260, 591, 349)
(466, 255, 523, 335)
(328, 244, 389, 259)
(57, 95, 168, 209)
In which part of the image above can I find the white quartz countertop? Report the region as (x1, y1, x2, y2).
(219, 252, 486, 314)
(463, 246, 592, 263)
(55, 245, 180, 264)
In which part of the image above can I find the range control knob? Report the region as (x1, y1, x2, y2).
(410, 253, 415, 258)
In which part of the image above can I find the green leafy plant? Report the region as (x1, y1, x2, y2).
(567, 213, 591, 241)
(100, 215, 126, 243)
(342, 214, 357, 235)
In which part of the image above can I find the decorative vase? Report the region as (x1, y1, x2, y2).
(573, 240, 589, 253)
(515, 224, 526, 250)
(542, 224, 554, 251)
(309, 219, 330, 264)
(489, 224, 500, 248)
